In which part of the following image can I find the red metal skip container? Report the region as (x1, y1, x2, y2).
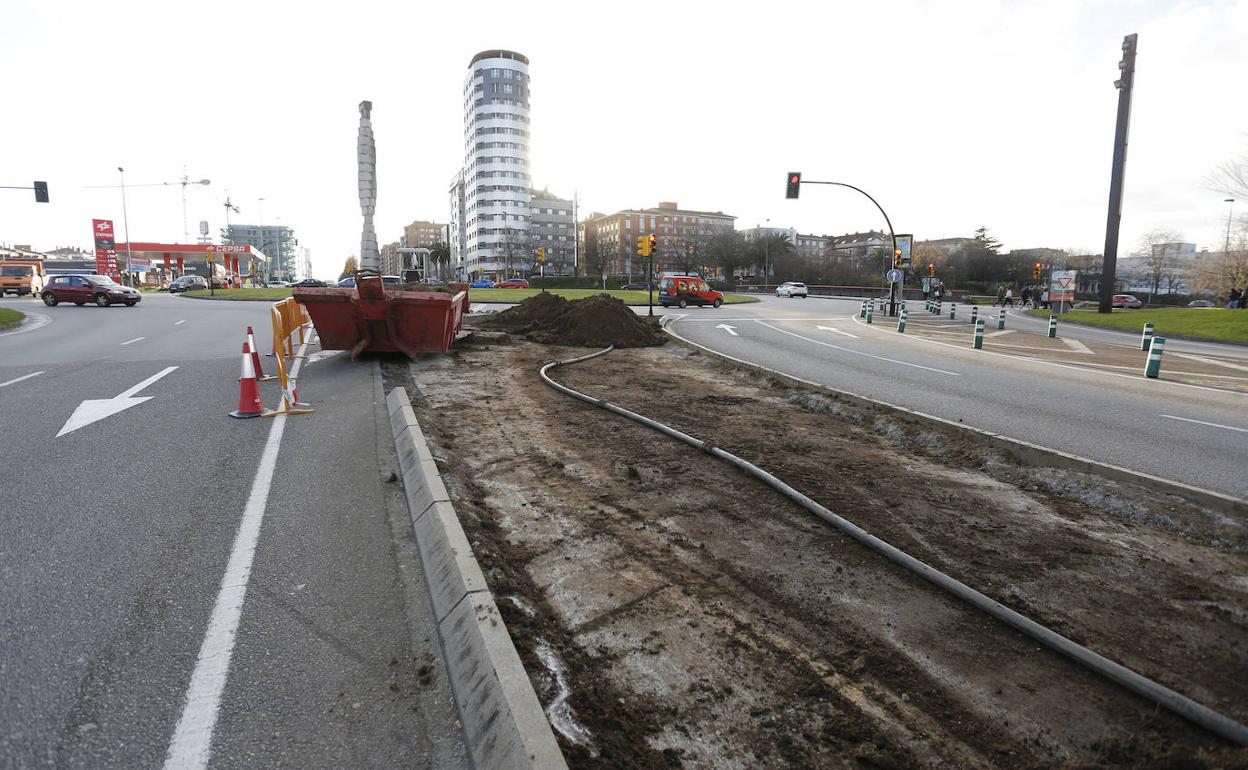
(294, 274, 469, 358)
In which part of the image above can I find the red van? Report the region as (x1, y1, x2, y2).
(658, 276, 723, 308)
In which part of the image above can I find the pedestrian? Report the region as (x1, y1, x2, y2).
(1020, 285, 1032, 307)
(1004, 287, 1014, 307)
(1041, 289, 1049, 309)
(995, 285, 1006, 306)
(1229, 287, 1242, 309)
(934, 282, 945, 302)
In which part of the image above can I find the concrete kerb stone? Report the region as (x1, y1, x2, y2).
(387, 386, 568, 770)
(416, 500, 491, 623)
(659, 321, 1248, 517)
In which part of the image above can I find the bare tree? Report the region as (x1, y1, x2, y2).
(1133, 228, 1186, 301)
(497, 227, 532, 277)
(1206, 142, 1248, 199)
(1193, 225, 1248, 300)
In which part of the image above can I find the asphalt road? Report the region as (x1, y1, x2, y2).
(0, 293, 466, 768)
(666, 295, 1248, 498)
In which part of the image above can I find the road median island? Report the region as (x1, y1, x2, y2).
(399, 294, 1247, 765)
(0, 307, 26, 331)
(1026, 307, 1248, 345)
(182, 288, 294, 301)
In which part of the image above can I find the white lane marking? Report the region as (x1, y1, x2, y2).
(1061, 337, 1094, 354)
(1160, 414, 1248, 433)
(677, 316, 848, 322)
(715, 323, 738, 336)
(815, 325, 858, 339)
(304, 349, 343, 365)
(120, 336, 145, 346)
(0, 312, 51, 337)
(163, 337, 310, 769)
(0, 371, 45, 388)
(175, 319, 187, 326)
(755, 320, 960, 376)
(1174, 353, 1248, 373)
(985, 329, 1016, 338)
(56, 366, 178, 437)
(117, 366, 179, 398)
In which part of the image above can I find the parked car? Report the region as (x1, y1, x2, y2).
(267, 280, 291, 288)
(1186, 299, 1216, 308)
(658, 276, 724, 308)
(775, 281, 809, 298)
(290, 278, 327, 288)
(42, 274, 141, 307)
(336, 277, 356, 288)
(1112, 294, 1142, 309)
(619, 282, 654, 291)
(494, 278, 529, 289)
(168, 275, 208, 293)
(469, 279, 495, 289)
(382, 275, 403, 285)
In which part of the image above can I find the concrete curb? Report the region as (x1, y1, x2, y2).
(386, 387, 568, 770)
(661, 320, 1248, 517)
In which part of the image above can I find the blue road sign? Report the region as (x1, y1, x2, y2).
(886, 268, 902, 283)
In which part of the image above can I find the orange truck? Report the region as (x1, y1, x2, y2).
(0, 259, 45, 297)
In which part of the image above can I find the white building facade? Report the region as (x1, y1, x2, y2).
(449, 50, 532, 278)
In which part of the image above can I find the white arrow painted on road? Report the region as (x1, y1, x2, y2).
(56, 366, 178, 437)
(715, 324, 738, 336)
(816, 325, 859, 339)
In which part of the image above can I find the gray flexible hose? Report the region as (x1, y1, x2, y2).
(539, 346, 1248, 747)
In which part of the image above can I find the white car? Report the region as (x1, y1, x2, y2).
(775, 281, 808, 298)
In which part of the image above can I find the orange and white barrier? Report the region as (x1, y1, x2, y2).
(262, 302, 313, 418)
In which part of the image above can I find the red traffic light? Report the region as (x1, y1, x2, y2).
(785, 171, 802, 199)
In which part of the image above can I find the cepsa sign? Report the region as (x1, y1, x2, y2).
(217, 244, 250, 253)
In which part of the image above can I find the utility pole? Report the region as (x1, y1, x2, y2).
(1224, 199, 1235, 259)
(1098, 33, 1138, 314)
(118, 167, 134, 286)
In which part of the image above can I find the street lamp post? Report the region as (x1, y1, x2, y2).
(118, 167, 134, 286)
(1225, 198, 1235, 260)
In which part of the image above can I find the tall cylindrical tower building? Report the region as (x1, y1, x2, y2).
(458, 49, 531, 278)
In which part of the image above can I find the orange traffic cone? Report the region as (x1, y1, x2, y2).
(229, 341, 268, 418)
(247, 326, 275, 381)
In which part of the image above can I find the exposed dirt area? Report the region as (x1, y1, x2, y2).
(478, 292, 666, 347)
(405, 339, 1248, 769)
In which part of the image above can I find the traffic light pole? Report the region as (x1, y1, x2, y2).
(796, 180, 898, 315)
(648, 250, 654, 317)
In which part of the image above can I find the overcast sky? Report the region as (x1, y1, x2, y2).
(3, 0, 1245, 277)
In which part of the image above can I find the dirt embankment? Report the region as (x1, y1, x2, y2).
(477, 292, 666, 348)
(404, 336, 1248, 770)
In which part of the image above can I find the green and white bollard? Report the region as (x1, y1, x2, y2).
(997, 312, 1005, 330)
(859, 300, 867, 319)
(897, 311, 906, 333)
(970, 306, 979, 324)
(866, 305, 873, 324)
(1140, 322, 1154, 351)
(973, 318, 985, 349)
(949, 303, 957, 320)
(1048, 315, 1057, 338)
(1145, 336, 1165, 378)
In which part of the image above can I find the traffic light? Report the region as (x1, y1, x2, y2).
(536, 247, 546, 262)
(785, 172, 802, 199)
(686, 243, 696, 257)
(636, 235, 650, 257)
(33, 181, 48, 203)
(928, 263, 936, 277)
(893, 248, 903, 269)
(649, 234, 657, 254)
(1033, 262, 1042, 279)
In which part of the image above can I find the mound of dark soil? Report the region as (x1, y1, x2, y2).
(479, 293, 665, 348)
